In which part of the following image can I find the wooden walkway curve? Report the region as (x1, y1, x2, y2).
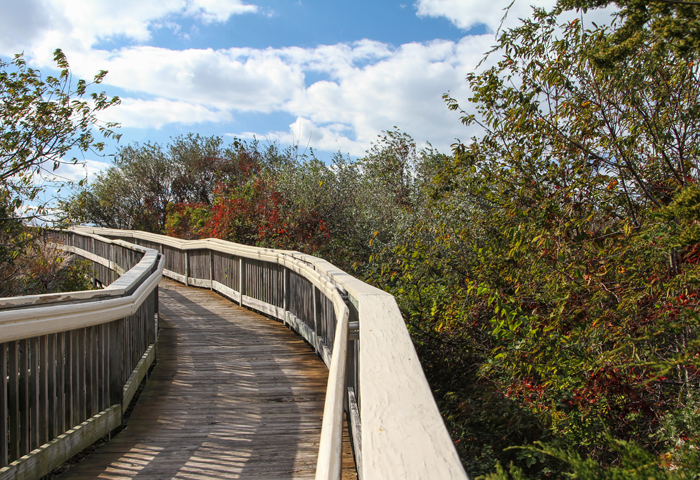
(56, 279, 357, 480)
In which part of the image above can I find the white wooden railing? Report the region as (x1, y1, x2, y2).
(0, 229, 163, 480)
(70, 227, 469, 480)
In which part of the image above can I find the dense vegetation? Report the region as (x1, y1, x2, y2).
(28, 0, 700, 477)
(0, 49, 118, 295)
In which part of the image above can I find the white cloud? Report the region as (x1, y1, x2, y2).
(99, 98, 233, 129)
(61, 36, 488, 152)
(54, 159, 113, 183)
(414, 0, 617, 34)
(65, 46, 305, 114)
(414, 0, 557, 32)
(280, 36, 492, 153)
(1, 0, 621, 158)
(185, 0, 257, 24)
(245, 117, 363, 156)
(0, 0, 258, 55)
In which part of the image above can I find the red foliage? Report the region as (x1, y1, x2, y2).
(199, 176, 332, 253)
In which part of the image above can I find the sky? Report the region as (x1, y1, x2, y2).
(0, 0, 580, 185)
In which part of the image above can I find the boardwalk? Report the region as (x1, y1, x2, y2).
(57, 279, 357, 479)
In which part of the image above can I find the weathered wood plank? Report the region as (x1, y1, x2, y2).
(0, 343, 7, 466)
(0, 405, 121, 480)
(56, 279, 356, 480)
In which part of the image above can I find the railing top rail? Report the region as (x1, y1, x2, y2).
(73, 227, 386, 299)
(0, 229, 163, 343)
(0, 230, 155, 310)
(74, 227, 468, 480)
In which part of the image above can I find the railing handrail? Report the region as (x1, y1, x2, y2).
(0, 232, 158, 309)
(72, 227, 468, 480)
(0, 234, 163, 343)
(0, 228, 163, 480)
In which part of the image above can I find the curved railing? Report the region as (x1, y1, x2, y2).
(72, 227, 468, 480)
(0, 230, 163, 480)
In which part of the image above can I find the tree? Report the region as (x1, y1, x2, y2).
(556, 0, 700, 62)
(64, 135, 289, 234)
(370, 5, 700, 477)
(0, 49, 118, 293)
(1, 49, 120, 214)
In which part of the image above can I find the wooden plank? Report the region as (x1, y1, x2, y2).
(39, 336, 49, 446)
(108, 320, 124, 408)
(7, 342, 18, 462)
(47, 334, 56, 442)
(78, 329, 86, 424)
(98, 324, 106, 412)
(359, 295, 467, 479)
(70, 330, 79, 429)
(0, 343, 7, 466)
(57, 279, 356, 480)
(347, 388, 362, 479)
(121, 344, 155, 413)
(85, 327, 94, 418)
(92, 326, 99, 415)
(18, 339, 29, 457)
(29, 337, 39, 451)
(0, 405, 121, 480)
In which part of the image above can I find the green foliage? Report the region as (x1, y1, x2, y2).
(0, 49, 118, 292)
(405, 4, 700, 477)
(555, 0, 700, 62)
(0, 231, 94, 297)
(491, 434, 700, 479)
(58, 5, 700, 475)
(0, 49, 120, 213)
(165, 202, 211, 239)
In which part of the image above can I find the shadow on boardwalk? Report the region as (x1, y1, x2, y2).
(57, 279, 356, 480)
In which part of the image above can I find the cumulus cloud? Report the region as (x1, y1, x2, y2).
(414, 0, 557, 32)
(57, 36, 486, 152)
(99, 98, 233, 129)
(414, 0, 618, 34)
(1, 0, 621, 158)
(54, 159, 113, 183)
(70, 47, 305, 113)
(280, 36, 492, 153)
(244, 117, 364, 156)
(185, 0, 257, 24)
(0, 0, 258, 56)
(0, 0, 56, 54)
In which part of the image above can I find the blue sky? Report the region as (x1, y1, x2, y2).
(0, 0, 569, 186)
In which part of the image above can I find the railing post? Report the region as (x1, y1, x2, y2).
(312, 287, 318, 337)
(209, 251, 214, 290)
(109, 243, 114, 284)
(283, 267, 289, 317)
(239, 257, 244, 306)
(108, 319, 124, 415)
(7, 341, 18, 462)
(0, 342, 7, 466)
(184, 251, 189, 287)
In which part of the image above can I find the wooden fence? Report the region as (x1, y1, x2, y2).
(74, 227, 468, 480)
(0, 230, 163, 480)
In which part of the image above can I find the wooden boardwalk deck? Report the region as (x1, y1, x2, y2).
(57, 279, 357, 479)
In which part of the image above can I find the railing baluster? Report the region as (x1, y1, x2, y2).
(47, 333, 56, 441)
(39, 335, 49, 446)
(29, 336, 39, 451)
(0, 342, 8, 466)
(8, 341, 18, 462)
(19, 339, 29, 456)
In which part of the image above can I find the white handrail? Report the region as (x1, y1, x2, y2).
(0, 237, 163, 343)
(71, 227, 469, 480)
(315, 289, 350, 480)
(0, 229, 163, 479)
